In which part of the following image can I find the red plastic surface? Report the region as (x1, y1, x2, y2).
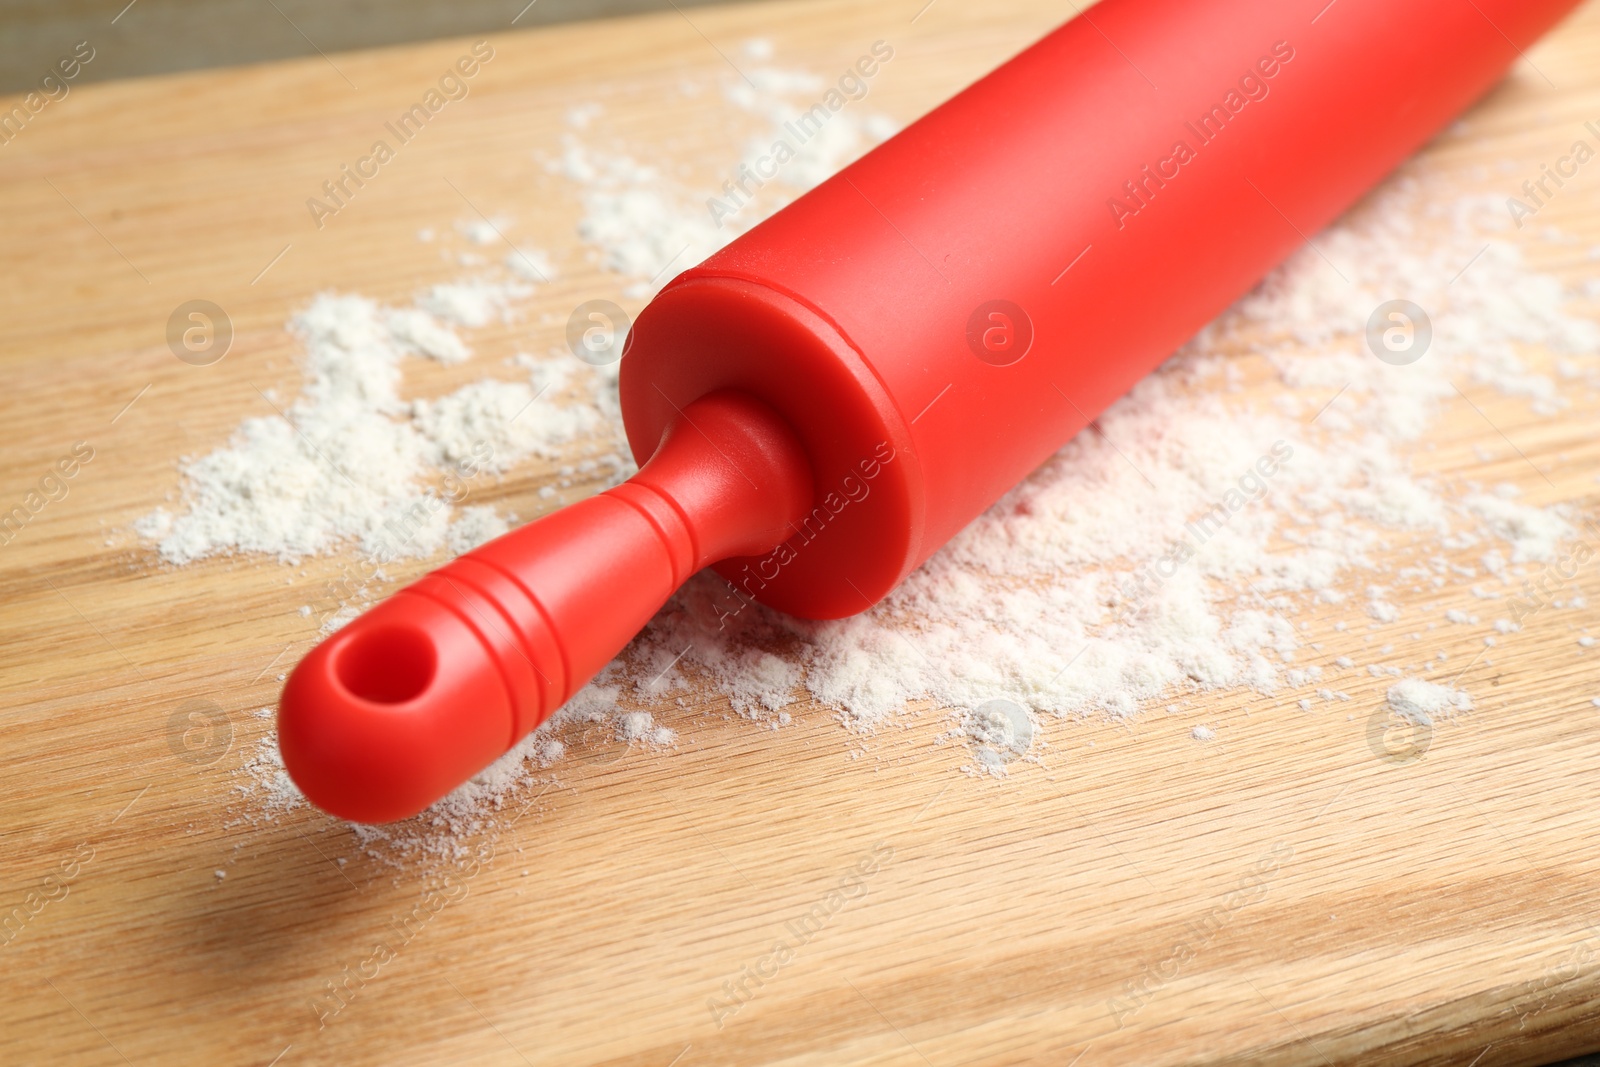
(626, 0, 1581, 614)
(282, 0, 1580, 822)
(279, 392, 811, 823)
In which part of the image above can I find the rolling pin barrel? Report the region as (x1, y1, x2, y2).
(624, 0, 1581, 617)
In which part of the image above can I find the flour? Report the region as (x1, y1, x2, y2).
(1386, 679, 1473, 724)
(609, 179, 1593, 744)
(616, 711, 676, 746)
(447, 505, 510, 556)
(1464, 489, 1575, 563)
(418, 279, 533, 328)
(384, 307, 471, 364)
(457, 216, 510, 245)
(137, 293, 600, 566)
(137, 49, 1597, 851)
(552, 56, 896, 297)
(412, 374, 600, 471)
(554, 139, 725, 297)
(238, 726, 303, 817)
(720, 60, 899, 193)
(137, 294, 456, 564)
(505, 248, 556, 282)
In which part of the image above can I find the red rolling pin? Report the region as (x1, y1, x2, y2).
(280, 0, 1580, 822)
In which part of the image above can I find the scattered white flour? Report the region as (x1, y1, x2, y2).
(238, 731, 304, 817)
(136, 293, 615, 566)
(1386, 679, 1473, 724)
(552, 55, 896, 297)
(1465, 490, 1575, 563)
(457, 216, 511, 245)
(136, 46, 1598, 859)
(554, 141, 732, 300)
(418, 279, 534, 328)
(137, 294, 459, 564)
(950, 700, 1037, 777)
(616, 710, 676, 746)
(1368, 600, 1401, 623)
(505, 248, 556, 282)
(412, 374, 599, 471)
(447, 505, 510, 556)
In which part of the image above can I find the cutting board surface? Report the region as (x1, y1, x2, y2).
(5, 1, 1600, 1065)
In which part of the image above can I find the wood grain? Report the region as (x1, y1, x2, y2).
(4, 1, 1600, 1064)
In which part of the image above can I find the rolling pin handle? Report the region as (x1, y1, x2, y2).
(279, 390, 814, 823)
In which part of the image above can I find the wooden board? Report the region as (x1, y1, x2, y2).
(5, 1, 1600, 1064)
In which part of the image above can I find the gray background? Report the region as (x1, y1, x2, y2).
(0, 0, 742, 91)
